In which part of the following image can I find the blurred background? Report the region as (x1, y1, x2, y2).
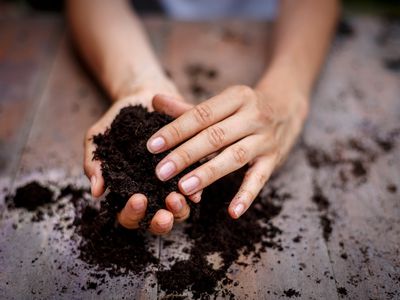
(1, 0, 400, 16)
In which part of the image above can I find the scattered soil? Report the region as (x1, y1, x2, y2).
(185, 63, 217, 100)
(6, 181, 53, 212)
(384, 57, 400, 72)
(157, 170, 287, 298)
(283, 288, 301, 298)
(92, 105, 199, 228)
(336, 19, 355, 37)
(73, 195, 158, 277)
(337, 287, 348, 297)
(312, 180, 333, 242)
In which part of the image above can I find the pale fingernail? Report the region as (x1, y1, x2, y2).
(148, 136, 165, 153)
(170, 198, 183, 211)
(156, 214, 172, 227)
(132, 198, 145, 211)
(233, 203, 245, 218)
(90, 176, 97, 195)
(158, 161, 176, 181)
(190, 191, 202, 203)
(180, 176, 200, 194)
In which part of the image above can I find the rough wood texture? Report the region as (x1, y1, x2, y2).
(0, 14, 62, 180)
(0, 9, 399, 300)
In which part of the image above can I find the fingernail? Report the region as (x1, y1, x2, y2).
(180, 176, 200, 194)
(233, 203, 245, 218)
(158, 161, 176, 181)
(132, 198, 145, 211)
(170, 198, 183, 211)
(190, 191, 202, 203)
(90, 176, 97, 195)
(148, 136, 165, 153)
(156, 214, 171, 227)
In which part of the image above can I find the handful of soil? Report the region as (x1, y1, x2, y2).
(92, 105, 197, 228)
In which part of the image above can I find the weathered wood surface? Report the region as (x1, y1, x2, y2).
(0, 8, 399, 300)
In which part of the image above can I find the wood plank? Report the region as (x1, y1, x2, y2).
(0, 14, 62, 183)
(1, 13, 398, 300)
(0, 36, 157, 298)
(157, 21, 339, 299)
(304, 16, 400, 299)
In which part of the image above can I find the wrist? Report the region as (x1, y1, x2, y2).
(255, 70, 310, 123)
(111, 72, 180, 103)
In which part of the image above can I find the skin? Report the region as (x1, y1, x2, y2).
(67, 0, 339, 235)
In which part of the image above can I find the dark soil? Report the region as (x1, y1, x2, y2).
(92, 105, 198, 228)
(72, 194, 158, 277)
(283, 288, 301, 298)
(156, 170, 286, 298)
(185, 63, 217, 100)
(337, 287, 348, 297)
(312, 180, 333, 242)
(384, 57, 400, 72)
(336, 19, 355, 37)
(7, 181, 53, 211)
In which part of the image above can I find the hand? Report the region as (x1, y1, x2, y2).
(84, 83, 198, 234)
(147, 85, 309, 219)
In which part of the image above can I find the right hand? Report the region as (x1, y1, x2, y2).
(84, 86, 199, 235)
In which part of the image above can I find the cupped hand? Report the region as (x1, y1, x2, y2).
(84, 86, 200, 234)
(148, 85, 309, 219)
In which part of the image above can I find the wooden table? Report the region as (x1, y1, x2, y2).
(0, 5, 399, 300)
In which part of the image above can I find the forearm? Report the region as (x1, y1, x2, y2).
(67, 0, 174, 102)
(257, 0, 339, 100)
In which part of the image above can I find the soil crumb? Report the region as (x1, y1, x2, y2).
(312, 181, 333, 242)
(384, 57, 400, 72)
(283, 288, 301, 298)
(7, 181, 54, 211)
(336, 19, 355, 37)
(337, 286, 348, 297)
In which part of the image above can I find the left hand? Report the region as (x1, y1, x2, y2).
(148, 85, 309, 219)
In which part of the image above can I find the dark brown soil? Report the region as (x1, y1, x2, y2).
(92, 105, 198, 228)
(156, 170, 286, 298)
(7, 181, 53, 211)
(384, 57, 400, 72)
(336, 19, 355, 37)
(283, 288, 301, 298)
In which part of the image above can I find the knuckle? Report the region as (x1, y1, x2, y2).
(204, 164, 218, 181)
(206, 126, 225, 148)
(238, 189, 256, 203)
(231, 145, 248, 165)
(253, 172, 267, 185)
(167, 123, 182, 141)
(193, 103, 213, 125)
(237, 85, 254, 98)
(176, 148, 192, 166)
(255, 102, 275, 124)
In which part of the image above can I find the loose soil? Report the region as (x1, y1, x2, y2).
(7, 181, 53, 211)
(92, 105, 198, 228)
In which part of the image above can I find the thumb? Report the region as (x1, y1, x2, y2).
(153, 94, 193, 118)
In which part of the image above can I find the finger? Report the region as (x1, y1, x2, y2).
(152, 94, 193, 118)
(165, 192, 190, 222)
(228, 156, 276, 219)
(117, 194, 147, 229)
(178, 135, 264, 196)
(147, 90, 244, 154)
(188, 190, 203, 203)
(84, 129, 105, 198)
(149, 209, 174, 235)
(155, 112, 253, 181)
